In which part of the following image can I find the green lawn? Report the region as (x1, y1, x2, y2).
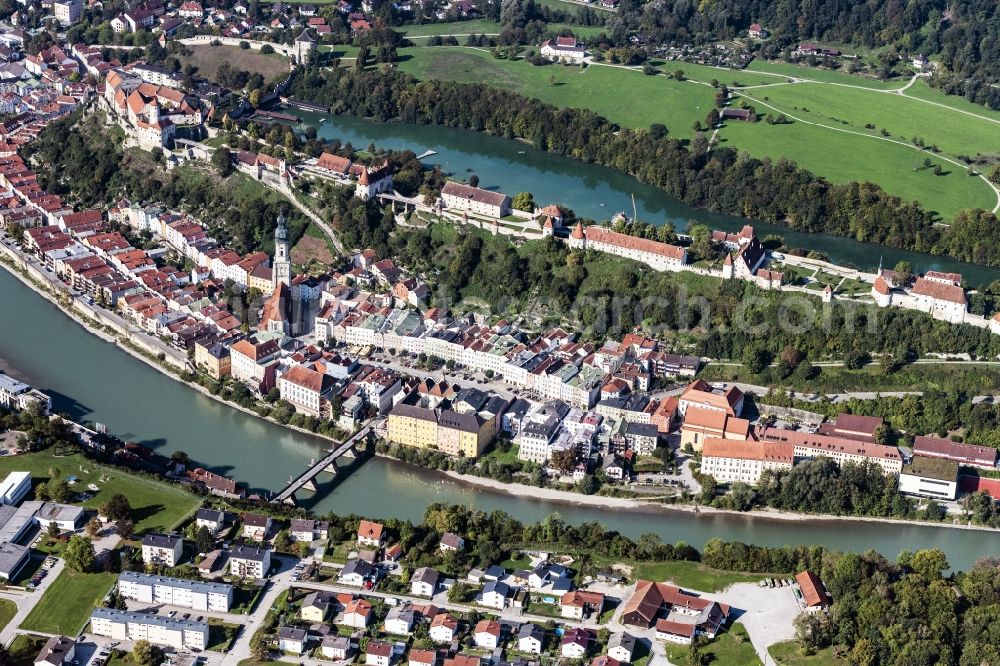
(632, 560, 781, 592)
(666, 623, 761, 665)
(0, 450, 201, 535)
(745, 61, 901, 89)
(651, 61, 789, 87)
(900, 79, 1000, 122)
(395, 47, 713, 136)
(769, 640, 849, 665)
(0, 598, 17, 631)
(534, 0, 616, 12)
(744, 82, 998, 158)
(8, 634, 50, 666)
(718, 115, 995, 219)
(397, 19, 501, 37)
(21, 569, 117, 634)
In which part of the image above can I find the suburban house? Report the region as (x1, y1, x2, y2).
(411, 567, 440, 597)
(277, 626, 307, 655)
(33, 636, 75, 666)
(341, 598, 373, 628)
(430, 612, 459, 643)
(517, 623, 544, 654)
(561, 628, 594, 658)
(321, 635, 353, 661)
(480, 580, 510, 609)
(796, 570, 831, 611)
(473, 619, 502, 649)
(194, 508, 226, 535)
(141, 533, 183, 567)
(540, 36, 587, 63)
(357, 519, 385, 547)
(365, 640, 393, 666)
(290, 518, 329, 542)
(608, 632, 637, 662)
(300, 591, 336, 622)
(241, 513, 272, 541)
(340, 559, 375, 586)
(228, 545, 271, 579)
(439, 532, 465, 552)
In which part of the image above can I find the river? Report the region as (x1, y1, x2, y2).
(2, 267, 999, 570)
(297, 112, 1000, 287)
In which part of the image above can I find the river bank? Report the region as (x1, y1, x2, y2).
(373, 454, 1000, 535)
(5, 252, 1000, 568)
(5, 251, 998, 535)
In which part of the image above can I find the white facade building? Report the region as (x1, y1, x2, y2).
(117, 572, 234, 612)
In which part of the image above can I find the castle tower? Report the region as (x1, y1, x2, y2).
(295, 29, 317, 66)
(722, 252, 734, 279)
(273, 211, 291, 288)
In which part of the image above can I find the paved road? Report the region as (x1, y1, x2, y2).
(0, 233, 187, 366)
(0, 558, 65, 646)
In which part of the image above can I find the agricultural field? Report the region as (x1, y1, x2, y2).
(389, 43, 998, 218)
(740, 82, 998, 158)
(717, 103, 997, 218)
(396, 47, 714, 135)
(745, 60, 902, 89)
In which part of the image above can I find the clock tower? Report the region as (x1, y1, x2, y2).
(272, 211, 291, 289)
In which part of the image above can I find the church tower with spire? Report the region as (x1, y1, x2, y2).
(273, 211, 291, 289)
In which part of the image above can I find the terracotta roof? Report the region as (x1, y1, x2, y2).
(911, 276, 966, 305)
(357, 519, 384, 541)
(912, 435, 997, 467)
(702, 438, 794, 463)
(316, 151, 352, 174)
(872, 276, 891, 295)
(795, 570, 830, 608)
(441, 181, 508, 207)
(580, 224, 686, 261)
(281, 364, 326, 393)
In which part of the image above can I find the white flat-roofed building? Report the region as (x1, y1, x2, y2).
(89, 608, 209, 650)
(0, 471, 31, 506)
(118, 571, 234, 612)
(0, 374, 51, 415)
(898, 457, 959, 500)
(34, 503, 85, 532)
(0, 541, 29, 579)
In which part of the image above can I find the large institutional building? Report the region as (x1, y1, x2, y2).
(568, 223, 687, 272)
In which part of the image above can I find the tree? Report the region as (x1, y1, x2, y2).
(48, 479, 71, 503)
(248, 88, 261, 108)
(132, 640, 158, 666)
(468, 174, 479, 187)
(512, 191, 535, 212)
(550, 448, 576, 473)
(85, 517, 102, 538)
(892, 260, 912, 285)
(211, 146, 233, 176)
(64, 535, 96, 572)
(194, 526, 214, 554)
(100, 494, 132, 522)
(117, 519, 135, 541)
(794, 612, 833, 649)
(742, 346, 771, 374)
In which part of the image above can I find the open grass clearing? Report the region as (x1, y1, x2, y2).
(179, 44, 289, 84)
(666, 623, 761, 665)
(0, 450, 201, 534)
(651, 61, 787, 87)
(8, 634, 51, 666)
(20, 569, 116, 634)
(0, 598, 17, 632)
(396, 46, 713, 136)
(632, 560, 782, 593)
(718, 116, 995, 219)
(745, 60, 902, 89)
(900, 79, 1000, 123)
(396, 19, 500, 37)
(769, 640, 849, 665)
(746, 82, 999, 158)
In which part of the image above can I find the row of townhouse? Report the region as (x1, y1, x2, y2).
(321, 288, 701, 411)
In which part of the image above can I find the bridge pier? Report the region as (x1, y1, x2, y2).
(340, 444, 357, 459)
(282, 494, 297, 507)
(301, 478, 318, 492)
(323, 459, 339, 474)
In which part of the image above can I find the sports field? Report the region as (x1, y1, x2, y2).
(397, 47, 714, 135)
